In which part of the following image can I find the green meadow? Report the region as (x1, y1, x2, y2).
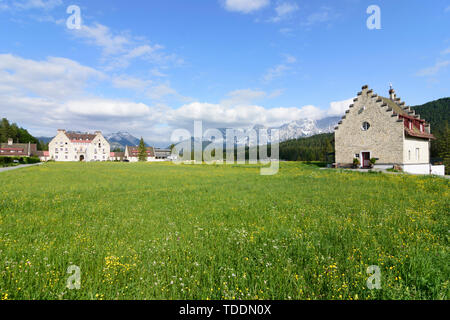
(0, 162, 448, 300)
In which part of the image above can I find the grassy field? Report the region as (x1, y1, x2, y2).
(0, 162, 448, 300)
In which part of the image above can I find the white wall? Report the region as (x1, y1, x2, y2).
(430, 165, 445, 176)
(403, 137, 430, 164)
(402, 164, 430, 175)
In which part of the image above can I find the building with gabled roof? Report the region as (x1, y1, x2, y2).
(49, 129, 110, 162)
(0, 138, 38, 157)
(124, 146, 155, 162)
(335, 85, 439, 175)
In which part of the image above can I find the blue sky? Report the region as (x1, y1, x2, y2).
(0, 0, 449, 145)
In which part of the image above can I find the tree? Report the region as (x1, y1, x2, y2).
(138, 137, 147, 162)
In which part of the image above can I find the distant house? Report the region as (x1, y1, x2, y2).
(36, 151, 50, 162)
(335, 85, 443, 175)
(110, 152, 125, 161)
(0, 138, 37, 157)
(49, 130, 111, 162)
(124, 146, 155, 162)
(154, 148, 172, 160)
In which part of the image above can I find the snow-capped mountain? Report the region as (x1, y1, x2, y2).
(205, 116, 341, 147)
(246, 116, 341, 145)
(105, 131, 147, 150)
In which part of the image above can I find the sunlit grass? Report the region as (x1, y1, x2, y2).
(0, 162, 448, 300)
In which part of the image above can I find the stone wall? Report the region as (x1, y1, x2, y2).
(335, 86, 405, 166)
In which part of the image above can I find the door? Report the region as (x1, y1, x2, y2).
(79, 155, 85, 162)
(362, 152, 371, 168)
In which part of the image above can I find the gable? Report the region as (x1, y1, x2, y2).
(335, 85, 435, 141)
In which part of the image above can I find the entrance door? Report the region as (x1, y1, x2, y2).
(79, 155, 85, 162)
(362, 152, 371, 168)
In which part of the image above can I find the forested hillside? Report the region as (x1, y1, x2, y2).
(0, 118, 48, 151)
(279, 133, 334, 162)
(412, 98, 449, 166)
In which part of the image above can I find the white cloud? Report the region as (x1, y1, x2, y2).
(327, 98, 354, 117)
(74, 23, 131, 56)
(416, 60, 450, 77)
(269, 2, 299, 22)
(0, 54, 103, 100)
(262, 54, 296, 82)
(70, 23, 182, 71)
(441, 47, 450, 55)
(167, 101, 326, 129)
(223, 0, 270, 14)
(221, 89, 267, 106)
(0, 53, 350, 145)
(12, 0, 62, 10)
(302, 6, 336, 27)
(112, 75, 152, 91)
(112, 74, 184, 101)
(62, 99, 152, 118)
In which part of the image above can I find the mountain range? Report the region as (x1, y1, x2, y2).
(36, 116, 342, 149)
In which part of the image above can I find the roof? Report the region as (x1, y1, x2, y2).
(36, 151, 50, 157)
(66, 132, 97, 142)
(380, 96, 435, 140)
(126, 146, 155, 157)
(0, 142, 37, 156)
(404, 127, 436, 140)
(110, 152, 125, 157)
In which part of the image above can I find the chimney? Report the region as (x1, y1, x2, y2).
(389, 83, 396, 100)
(7, 138, 13, 145)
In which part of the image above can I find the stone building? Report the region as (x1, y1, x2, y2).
(335, 85, 436, 174)
(49, 130, 110, 162)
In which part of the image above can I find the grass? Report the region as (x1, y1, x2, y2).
(0, 162, 448, 300)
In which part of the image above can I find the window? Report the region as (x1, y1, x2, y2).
(408, 150, 411, 160)
(358, 106, 366, 114)
(362, 122, 370, 131)
(416, 148, 420, 161)
(65, 155, 68, 159)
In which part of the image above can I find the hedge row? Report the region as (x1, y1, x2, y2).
(0, 156, 41, 165)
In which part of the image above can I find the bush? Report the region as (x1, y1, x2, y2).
(0, 156, 40, 167)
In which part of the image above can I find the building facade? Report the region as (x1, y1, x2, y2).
(154, 148, 172, 161)
(124, 146, 155, 162)
(0, 138, 38, 158)
(110, 152, 125, 161)
(335, 85, 436, 175)
(49, 130, 110, 162)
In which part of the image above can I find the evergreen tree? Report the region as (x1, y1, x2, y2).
(138, 137, 147, 162)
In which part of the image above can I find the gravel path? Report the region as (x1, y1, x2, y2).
(0, 163, 42, 173)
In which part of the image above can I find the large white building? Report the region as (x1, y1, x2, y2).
(49, 130, 110, 162)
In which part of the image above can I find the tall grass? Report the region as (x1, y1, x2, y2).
(0, 162, 448, 300)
